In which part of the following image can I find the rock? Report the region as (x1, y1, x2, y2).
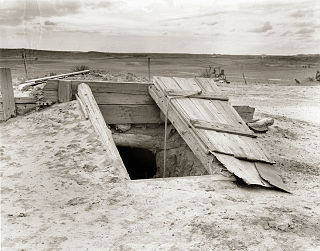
(115, 124, 131, 132)
(247, 118, 274, 133)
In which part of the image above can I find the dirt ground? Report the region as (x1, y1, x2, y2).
(1, 82, 320, 250)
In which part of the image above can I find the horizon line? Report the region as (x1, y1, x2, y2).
(0, 48, 319, 57)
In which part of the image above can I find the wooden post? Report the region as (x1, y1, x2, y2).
(58, 80, 72, 103)
(242, 73, 247, 85)
(148, 57, 151, 82)
(77, 83, 130, 180)
(0, 68, 16, 121)
(22, 49, 29, 79)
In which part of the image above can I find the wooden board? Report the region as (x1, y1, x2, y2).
(151, 76, 285, 189)
(0, 68, 16, 120)
(190, 119, 256, 138)
(58, 81, 72, 103)
(43, 80, 256, 125)
(77, 83, 130, 180)
(149, 85, 218, 175)
(44, 80, 150, 94)
(233, 106, 255, 122)
(93, 92, 155, 105)
(99, 104, 162, 124)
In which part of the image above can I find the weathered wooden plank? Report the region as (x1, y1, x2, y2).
(190, 119, 256, 138)
(43, 79, 59, 91)
(75, 94, 88, 120)
(195, 77, 221, 93)
(58, 81, 72, 103)
(233, 105, 255, 122)
(25, 70, 90, 84)
(112, 133, 180, 150)
(70, 80, 150, 94)
(99, 104, 162, 124)
(149, 85, 220, 175)
(93, 92, 155, 105)
(0, 68, 16, 120)
(214, 153, 272, 187)
(165, 89, 229, 101)
(43, 90, 59, 102)
(152, 76, 278, 188)
(0, 96, 36, 104)
(77, 83, 130, 180)
(255, 162, 289, 192)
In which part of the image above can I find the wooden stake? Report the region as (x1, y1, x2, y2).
(148, 57, 151, 82)
(0, 68, 16, 121)
(22, 49, 29, 80)
(242, 73, 247, 85)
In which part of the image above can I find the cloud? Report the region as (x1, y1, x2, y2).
(296, 28, 315, 34)
(202, 21, 217, 26)
(44, 20, 56, 26)
(290, 9, 313, 18)
(0, 0, 83, 26)
(281, 31, 292, 36)
(86, 1, 114, 9)
(164, 11, 225, 21)
(249, 22, 272, 33)
(294, 22, 314, 27)
(266, 31, 275, 36)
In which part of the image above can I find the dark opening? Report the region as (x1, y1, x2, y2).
(117, 146, 157, 180)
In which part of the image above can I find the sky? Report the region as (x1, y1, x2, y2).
(0, 0, 319, 55)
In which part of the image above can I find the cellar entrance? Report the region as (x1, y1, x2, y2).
(117, 146, 157, 180)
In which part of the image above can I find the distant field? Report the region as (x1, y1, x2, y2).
(0, 49, 319, 85)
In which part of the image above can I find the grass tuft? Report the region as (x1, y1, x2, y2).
(71, 65, 90, 72)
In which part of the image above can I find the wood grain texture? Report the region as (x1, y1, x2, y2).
(191, 119, 256, 138)
(58, 81, 72, 103)
(0, 68, 16, 120)
(151, 76, 280, 188)
(163, 76, 271, 162)
(99, 104, 162, 124)
(149, 85, 218, 175)
(255, 162, 289, 192)
(112, 132, 180, 150)
(43, 80, 257, 125)
(77, 83, 130, 180)
(214, 153, 271, 187)
(93, 92, 155, 105)
(165, 89, 229, 101)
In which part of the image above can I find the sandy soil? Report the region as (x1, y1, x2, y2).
(1, 84, 320, 250)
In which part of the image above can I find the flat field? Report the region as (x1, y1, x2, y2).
(0, 50, 319, 85)
(1, 50, 320, 250)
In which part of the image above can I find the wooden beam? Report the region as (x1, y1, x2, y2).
(71, 81, 150, 95)
(165, 89, 229, 101)
(0, 96, 36, 104)
(58, 81, 72, 103)
(99, 104, 162, 124)
(93, 92, 155, 105)
(18, 70, 90, 90)
(0, 68, 16, 120)
(24, 70, 90, 83)
(190, 119, 257, 138)
(112, 133, 180, 150)
(77, 83, 130, 180)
